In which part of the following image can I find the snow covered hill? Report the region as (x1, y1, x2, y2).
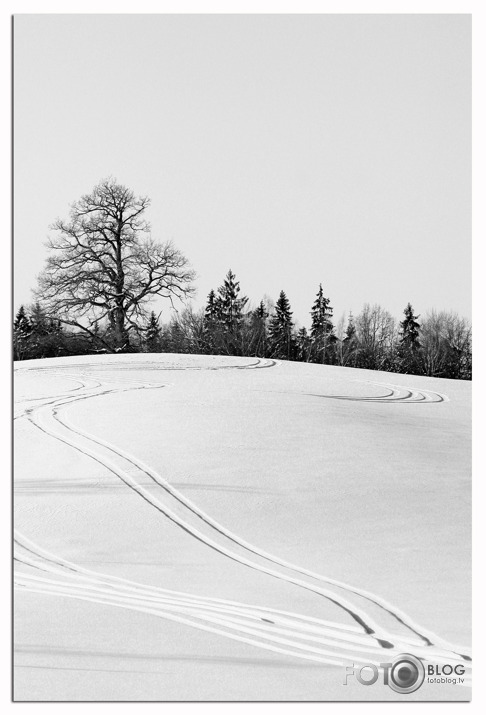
(14, 354, 471, 701)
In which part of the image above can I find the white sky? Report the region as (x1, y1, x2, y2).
(13, 13, 471, 326)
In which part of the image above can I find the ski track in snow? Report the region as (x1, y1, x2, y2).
(14, 356, 471, 683)
(308, 381, 449, 404)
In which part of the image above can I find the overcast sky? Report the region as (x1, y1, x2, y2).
(14, 13, 471, 327)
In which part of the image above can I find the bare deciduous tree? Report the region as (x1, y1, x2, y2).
(35, 178, 195, 352)
(420, 310, 472, 379)
(355, 303, 397, 370)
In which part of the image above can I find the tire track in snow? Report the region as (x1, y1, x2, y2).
(52, 391, 466, 654)
(309, 381, 448, 404)
(27, 394, 399, 649)
(15, 357, 470, 673)
(14, 535, 370, 641)
(21, 360, 469, 658)
(43, 369, 464, 655)
(14, 536, 472, 677)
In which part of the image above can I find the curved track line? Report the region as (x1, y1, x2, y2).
(14, 550, 471, 670)
(15, 357, 276, 374)
(26, 401, 397, 649)
(12, 582, 470, 688)
(51, 386, 467, 656)
(312, 381, 448, 404)
(14, 535, 373, 639)
(14, 574, 390, 662)
(15, 357, 469, 675)
(14, 581, 350, 668)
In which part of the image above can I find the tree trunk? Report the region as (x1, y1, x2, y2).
(113, 306, 128, 351)
(113, 229, 128, 351)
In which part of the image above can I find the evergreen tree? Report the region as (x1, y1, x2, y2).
(309, 284, 335, 363)
(27, 302, 66, 358)
(205, 269, 249, 355)
(14, 305, 31, 333)
(255, 299, 269, 321)
(296, 326, 311, 362)
(399, 303, 421, 349)
(247, 300, 269, 357)
(145, 311, 161, 352)
(13, 306, 32, 360)
(341, 312, 358, 366)
(167, 319, 187, 353)
(30, 302, 50, 337)
(344, 312, 356, 341)
(398, 303, 421, 373)
(204, 289, 219, 322)
(269, 291, 296, 360)
(215, 269, 248, 328)
(203, 289, 220, 353)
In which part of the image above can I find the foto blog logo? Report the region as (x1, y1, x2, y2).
(343, 653, 425, 694)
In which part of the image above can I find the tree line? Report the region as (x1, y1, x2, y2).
(13, 179, 471, 380)
(14, 273, 472, 380)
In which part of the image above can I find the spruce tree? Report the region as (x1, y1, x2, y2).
(344, 312, 356, 342)
(145, 311, 161, 352)
(30, 302, 50, 337)
(309, 284, 335, 363)
(340, 312, 358, 367)
(249, 300, 269, 357)
(216, 269, 248, 327)
(398, 303, 421, 374)
(168, 319, 186, 353)
(296, 326, 311, 362)
(27, 302, 66, 357)
(207, 269, 249, 355)
(269, 290, 296, 360)
(341, 312, 357, 366)
(399, 303, 421, 349)
(201, 290, 216, 353)
(255, 299, 268, 321)
(204, 290, 218, 321)
(13, 306, 32, 360)
(14, 305, 31, 334)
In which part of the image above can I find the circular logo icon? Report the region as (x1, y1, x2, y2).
(388, 654, 425, 694)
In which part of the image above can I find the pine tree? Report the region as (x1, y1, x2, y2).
(28, 302, 66, 358)
(344, 312, 356, 341)
(215, 269, 248, 328)
(397, 303, 421, 374)
(296, 326, 311, 362)
(341, 312, 358, 366)
(167, 319, 186, 353)
(14, 305, 31, 334)
(269, 291, 296, 360)
(13, 306, 32, 360)
(203, 289, 221, 354)
(204, 289, 219, 322)
(145, 311, 161, 352)
(205, 269, 249, 355)
(30, 302, 50, 337)
(309, 284, 335, 363)
(248, 300, 269, 357)
(399, 303, 421, 349)
(255, 299, 269, 321)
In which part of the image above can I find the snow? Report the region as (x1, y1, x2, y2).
(14, 353, 471, 701)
